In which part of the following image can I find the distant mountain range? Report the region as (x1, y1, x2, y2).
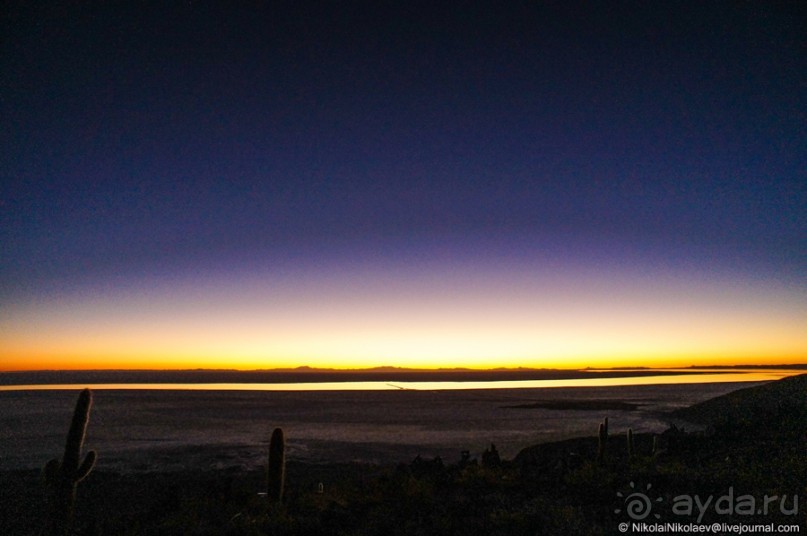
(1, 364, 804, 385)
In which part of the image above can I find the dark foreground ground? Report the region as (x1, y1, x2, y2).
(2, 375, 806, 535)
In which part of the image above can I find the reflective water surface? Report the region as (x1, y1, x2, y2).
(0, 369, 800, 392)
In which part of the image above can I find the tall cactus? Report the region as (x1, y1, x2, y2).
(597, 417, 609, 463)
(44, 388, 97, 535)
(267, 427, 286, 503)
(627, 428, 634, 459)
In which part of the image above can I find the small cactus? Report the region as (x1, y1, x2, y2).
(44, 388, 97, 535)
(481, 443, 501, 468)
(597, 417, 609, 463)
(627, 428, 634, 459)
(267, 427, 285, 503)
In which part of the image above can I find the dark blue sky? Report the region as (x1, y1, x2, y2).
(2, 1, 806, 299)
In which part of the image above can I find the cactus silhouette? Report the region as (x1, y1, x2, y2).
(44, 388, 97, 535)
(481, 443, 501, 468)
(627, 428, 634, 459)
(597, 417, 609, 463)
(267, 427, 286, 503)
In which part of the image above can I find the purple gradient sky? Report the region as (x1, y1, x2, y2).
(1, 2, 805, 369)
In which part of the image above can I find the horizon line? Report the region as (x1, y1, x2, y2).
(3, 363, 807, 374)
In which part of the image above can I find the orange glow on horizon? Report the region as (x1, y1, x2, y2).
(2, 348, 805, 373)
(2, 264, 805, 372)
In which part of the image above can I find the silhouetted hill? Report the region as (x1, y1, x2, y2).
(672, 373, 807, 436)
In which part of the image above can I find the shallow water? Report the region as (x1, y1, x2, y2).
(0, 381, 760, 471)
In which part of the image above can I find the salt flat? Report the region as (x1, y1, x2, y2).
(0, 381, 758, 471)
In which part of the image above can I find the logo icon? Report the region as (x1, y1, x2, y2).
(615, 481, 663, 520)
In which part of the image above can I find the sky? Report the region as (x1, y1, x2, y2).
(1, 2, 805, 371)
